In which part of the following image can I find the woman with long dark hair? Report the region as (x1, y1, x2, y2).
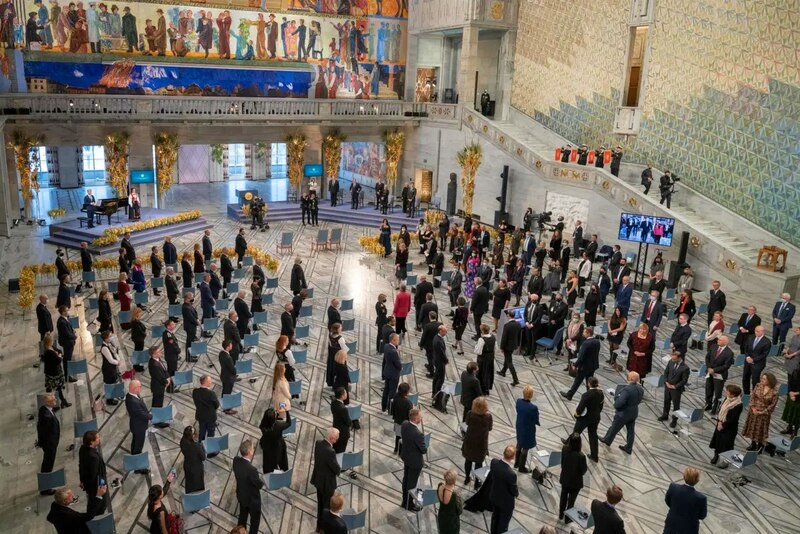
(558, 433, 587, 522)
(146, 470, 177, 534)
(259, 406, 291, 473)
(180, 426, 206, 493)
(584, 283, 599, 327)
(710, 384, 743, 467)
(606, 307, 627, 371)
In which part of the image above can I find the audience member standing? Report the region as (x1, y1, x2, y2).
(56, 305, 77, 382)
(489, 445, 518, 534)
(462, 397, 492, 487)
(125, 380, 151, 472)
(571, 377, 604, 462)
(436, 469, 462, 534)
(312, 428, 342, 529)
(219, 339, 238, 412)
(432, 325, 449, 412)
(99, 330, 122, 405)
(235, 228, 248, 267)
(42, 335, 70, 407)
(381, 333, 401, 412)
(192, 374, 219, 442)
(148, 346, 171, 423)
(706, 280, 727, 327)
(772, 293, 795, 344)
(735, 305, 760, 355)
(36, 294, 54, 360)
(331, 387, 352, 453)
(233, 440, 264, 534)
(460, 362, 481, 423)
(600, 372, 644, 455)
(78, 431, 109, 513)
(709, 384, 743, 467)
(147, 472, 177, 534)
(470, 279, 490, 340)
(259, 407, 291, 473)
(393, 283, 411, 342)
(498, 310, 521, 386)
(705, 335, 734, 414)
(562, 327, 599, 400)
(514, 385, 539, 473)
(183, 293, 201, 362)
(37, 393, 61, 482)
(161, 319, 180, 388)
(319, 492, 348, 534)
(180, 426, 206, 493)
(474, 324, 496, 395)
(742, 372, 778, 453)
(591, 485, 625, 534)
(47, 484, 107, 533)
(663, 467, 707, 534)
(400, 409, 426, 511)
(659, 351, 690, 429)
(743, 325, 771, 394)
(558, 433, 588, 522)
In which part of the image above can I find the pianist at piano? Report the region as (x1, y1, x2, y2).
(82, 196, 130, 226)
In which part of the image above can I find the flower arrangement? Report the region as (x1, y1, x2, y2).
(47, 207, 66, 218)
(104, 132, 130, 195)
(425, 210, 444, 226)
(210, 144, 224, 165)
(286, 134, 307, 189)
(9, 131, 44, 201)
(92, 210, 202, 246)
(154, 132, 180, 194)
(213, 246, 279, 272)
(254, 142, 269, 161)
(382, 129, 405, 186)
(358, 232, 419, 256)
(322, 130, 346, 182)
(17, 257, 121, 308)
(457, 143, 483, 216)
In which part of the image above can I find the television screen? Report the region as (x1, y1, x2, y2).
(304, 164, 323, 177)
(618, 213, 675, 247)
(130, 169, 155, 184)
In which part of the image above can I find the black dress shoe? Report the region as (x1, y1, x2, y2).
(68, 376, 78, 383)
(588, 456, 599, 463)
(496, 371, 506, 377)
(560, 391, 572, 400)
(669, 418, 678, 429)
(618, 445, 631, 454)
(207, 452, 219, 459)
(518, 466, 530, 473)
(60, 401, 72, 408)
(657, 415, 669, 422)
(511, 381, 520, 387)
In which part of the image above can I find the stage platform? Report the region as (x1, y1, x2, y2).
(44, 207, 214, 256)
(227, 201, 422, 229)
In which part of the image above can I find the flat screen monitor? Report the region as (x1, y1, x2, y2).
(130, 169, 155, 184)
(618, 212, 675, 247)
(304, 164, 323, 177)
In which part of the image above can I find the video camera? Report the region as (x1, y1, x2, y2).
(533, 211, 553, 230)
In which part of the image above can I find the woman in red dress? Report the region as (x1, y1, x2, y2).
(626, 323, 655, 378)
(193, 243, 204, 274)
(118, 272, 132, 330)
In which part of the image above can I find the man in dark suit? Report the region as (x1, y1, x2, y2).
(381, 333, 402, 413)
(522, 293, 545, 357)
(707, 280, 727, 326)
(234, 290, 252, 338)
(419, 293, 438, 329)
(670, 313, 692, 357)
(663, 467, 707, 534)
(235, 228, 248, 268)
(548, 293, 569, 353)
(147, 347, 171, 421)
(641, 290, 665, 334)
(572, 221, 584, 257)
(772, 293, 796, 344)
(37, 394, 60, 479)
(162, 236, 177, 266)
(419, 311, 441, 376)
(165, 268, 180, 308)
(600, 371, 645, 454)
(149, 246, 162, 296)
(591, 485, 625, 534)
(414, 275, 434, 330)
(161, 319, 180, 385)
(220, 253, 234, 298)
(526, 267, 544, 298)
(201, 229, 213, 261)
(78, 431, 110, 513)
(56, 305, 77, 382)
(562, 327, 600, 400)
(233, 440, 264, 534)
(183, 293, 201, 362)
(199, 273, 215, 324)
(224, 311, 243, 362)
(125, 380, 151, 471)
(54, 249, 70, 286)
(280, 302, 296, 342)
(743, 325, 771, 394)
(470, 278, 490, 340)
(659, 351, 690, 428)
(77, 241, 93, 292)
(208, 264, 223, 300)
(498, 310, 521, 386)
(705, 335, 734, 413)
(219, 339, 238, 407)
(319, 492, 348, 534)
(447, 267, 463, 308)
(489, 445, 519, 534)
(647, 270, 666, 300)
(571, 377, 604, 462)
(120, 232, 136, 267)
(521, 231, 536, 266)
(331, 388, 352, 453)
(432, 325, 449, 412)
(735, 305, 761, 354)
(83, 189, 97, 228)
(400, 409, 427, 511)
(290, 257, 307, 295)
(327, 299, 342, 329)
(585, 234, 598, 262)
(312, 428, 342, 531)
(36, 294, 53, 360)
(47, 485, 108, 534)
(478, 259, 493, 289)
(614, 275, 633, 317)
(193, 374, 220, 443)
(460, 362, 482, 422)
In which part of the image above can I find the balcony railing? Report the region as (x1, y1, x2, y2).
(0, 94, 460, 124)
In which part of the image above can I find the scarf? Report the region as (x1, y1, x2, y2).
(717, 395, 742, 424)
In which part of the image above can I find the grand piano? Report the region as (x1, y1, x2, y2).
(95, 197, 128, 225)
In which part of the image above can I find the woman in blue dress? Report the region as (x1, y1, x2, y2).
(463, 248, 480, 298)
(379, 218, 392, 257)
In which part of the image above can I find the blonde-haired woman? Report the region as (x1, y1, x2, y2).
(43, 333, 71, 408)
(436, 469, 463, 534)
(515, 385, 540, 473)
(703, 311, 724, 353)
(332, 349, 361, 429)
(272, 362, 291, 418)
(461, 396, 492, 488)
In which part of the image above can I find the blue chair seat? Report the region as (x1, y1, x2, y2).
(243, 333, 259, 348)
(253, 311, 268, 324)
(226, 282, 239, 295)
(293, 349, 308, 365)
(235, 359, 253, 375)
(215, 299, 230, 312)
(168, 304, 182, 317)
(134, 292, 149, 305)
(261, 293, 274, 306)
(151, 406, 174, 425)
(151, 325, 166, 338)
(104, 382, 125, 400)
(123, 452, 149, 473)
(151, 277, 164, 288)
(131, 350, 150, 367)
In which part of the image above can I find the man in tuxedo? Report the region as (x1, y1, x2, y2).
(56, 305, 77, 382)
(471, 278, 490, 340)
(208, 264, 223, 301)
(600, 371, 644, 454)
(562, 327, 600, 400)
(148, 245, 162, 296)
(125, 380, 151, 472)
(614, 275, 633, 317)
(489, 445, 519, 534)
(591, 485, 625, 534)
(78, 431, 110, 512)
(319, 492, 348, 534)
(432, 325, 449, 412)
(663, 467, 707, 534)
(659, 351, 690, 428)
(147, 347, 171, 421)
(460, 362, 482, 422)
(419, 311, 441, 376)
(120, 232, 136, 267)
(83, 189, 97, 228)
(659, 170, 675, 208)
(670, 313, 692, 357)
(161, 319, 180, 384)
(522, 231, 536, 266)
(445, 267, 463, 310)
(219, 339, 238, 407)
(413, 275, 434, 330)
(192, 374, 219, 443)
(329, 179, 340, 207)
(522, 294, 545, 360)
(182, 293, 201, 362)
(743, 325, 771, 394)
(165, 268, 179, 308)
(37, 394, 60, 480)
(36, 294, 53, 360)
(331, 388, 352, 453)
(572, 220, 584, 257)
(312, 428, 342, 530)
(350, 181, 362, 209)
(571, 377, 604, 462)
(707, 280, 727, 326)
(327, 298, 342, 329)
(381, 333, 401, 412)
(772, 292, 796, 344)
(526, 267, 544, 298)
(199, 273, 216, 325)
(400, 409, 427, 511)
(705, 335, 734, 413)
(585, 234, 598, 262)
(648, 271, 666, 300)
(233, 440, 264, 534)
(202, 229, 213, 261)
(225, 311, 243, 362)
(641, 290, 665, 334)
(47, 485, 108, 534)
(735, 305, 760, 355)
(235, 228, 248, 268)
(498, 310, 521, 386)
(234, 290, 252, 338)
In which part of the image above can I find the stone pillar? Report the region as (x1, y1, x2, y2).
(128, 129, 155, 207)
(404, 33, 420, 102)
(457, 24, 480, 111)
(497, 29, 517, 121)
(0, 120, 15, 236)
(250, 144, 268, 179)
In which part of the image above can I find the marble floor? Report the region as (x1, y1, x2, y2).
(1, 183, 798, 534)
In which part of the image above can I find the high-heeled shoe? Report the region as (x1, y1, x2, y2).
(755, 443, 765, 454)
(710, 454, 718, 465)
(746, 441, 758, 451)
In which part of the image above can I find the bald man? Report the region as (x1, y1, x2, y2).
(311, 428, 341, 531)
(125, 380, 151, 471)
(600, 372, 644, 454)
(489, 445, 519, 534)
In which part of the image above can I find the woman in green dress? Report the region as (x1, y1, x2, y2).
(436, 469, 463, 534)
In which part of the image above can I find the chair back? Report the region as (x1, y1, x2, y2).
(242, 256, 254, 266)
(345, 340, 358, 353)
(406, 274, 418, 286)
(86, 513, 115, 534)
(305, 287, 315, 299)
(131, 350, 149, 366)
(108, 281, 118, 293)
(264, 468, 293, 490)
(547, 449, 562, 468)
(281, 232, 294, 245)
(400, 362, 413, 376)
(204, 434, 229, 454)
(134, 292, 149, 305)
(67, 359, 89, 375)
(172, 370, 193, 387)
(283, 417, 297, 435)
(151, 406, 174, 425)
(168, 304, 182, 317)
(150, 325, 166, 338)
(203, 317, 219, 331)
(342, 318, 356, 332)
(289, 380, 303, 397)
(266, 277, 279, 289)
(552, 326, 566, 346)
(243, 332, 260, 348)
(182, 490, 211, 513)
(340, 298, 354, 312)
(740, 450, 758, 468)
(348, 368, 361, 383)
(346, 403, 362, 420)
(118, 310, 131, 324)
(341, 508, 366, 530)
(293, 349, 308, 365)
(226, 282, 239, 294)
(88, 297, 99, 310)
(296, 325, 310, 339)
(742, 394, 750, 409)
(299, 305, 312, 318)
(330, 228, 343, 244)
(104, 382, 125, 400)
(74, 419, 99, 439)
(190, 341, 208, 358)
(253, 311, 268, 324)
(122, 452, 149, 472)
(316, 229, 330, 243)
(235, 359, 253, 375)
(221, 392, 242, 410)
(37, 468, 66, 492)
(151, 277, 164, 288)
(215, 299, 230, 312)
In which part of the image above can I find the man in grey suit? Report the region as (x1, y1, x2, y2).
(640, 290, 665, 334)
(659, 351, 690, 429)
(233, 440, 264, 534)
(600, 371, 644, 454)
(312, 428, 341, 532)
(400, 409, 427, 511)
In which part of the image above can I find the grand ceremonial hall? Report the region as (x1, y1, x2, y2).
(0, 1, 799, 533)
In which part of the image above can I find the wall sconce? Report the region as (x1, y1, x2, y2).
(689, 236, 701, 248)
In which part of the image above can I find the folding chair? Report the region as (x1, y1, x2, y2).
(564, 506, 594, 531)
(346, 404, 362, 421)
(342, 318, 356, 332)
(665, 288, 676, 301)
(265, 277, 279, 290)
(151, 277, 164, 290)
(534, 326, 565, 365)
(769, 343, 784, 358)
(172, 370, 193, 391)
(242, 256, 254, 267)
(86, 513, 116, 534)
(312, 229, 330, 252)
(264, 468, 293, 490)
(293, 349, 308, 365)
(472, 465, 490, 485)
(438, 381, 462, 414)
(150, 325, 166, 339)
(215, 299, 230, 312)
(118, 310, 131, 324)
(408, 393, 419, 406)
(82, 271, 96, 284)
(671, 408, 704, 437)
(296, 325, 310, 340)
(221, 392, 242, 412)
(108, 281, 118, 293)
(345, 340, 358, 353)
(533, 448, 561, 485)
(400, 361, 413, 378)
(733, 353, 746, 367)
(348, 368, 361, 384)
(181, 490, 211, 524)
(151, 406, 174, 426)
(253, 311, 268, 326)
(289, 380, 303, 399)
(168, 304, 182, 318)
(87, 297, 99, 310)
(277, 231, 294, 254)
(299, 305, 312, 318)
(329, 228, 343, 251)
(67, 358, 88, 377)
(728, 323, 739, 335)
(233, 268, 246, 280)
(194, 273, 205, 284)
(408, 486, 437, 530)
(130, 350, 149, 368)
(36, 469, 66, 513)
(718, 449, 758, 474)
(203, 317, 219, 334)
(340, 298, 354, 312)
(204, 434, 229, 455)
(406, 274, 418, 286)
(644, 374, 665, 401)
(235, 359, 256, 383)
(243, 333, 259, 353)
(337, 450, 364, 479)
(306, 287, 315, 299)
(189, 341, 208, 364)
(134, 292, 149, 306)
(104, 382, 125, 403)
(261, 293, 274, 306)
(69, 315, 80, 329)
(121, 452, 150, 487)
(226, 282, 239, 295)
(406, 262, 414, 274)
(767, 435, 800, 460)
(341, 509, 366, 531)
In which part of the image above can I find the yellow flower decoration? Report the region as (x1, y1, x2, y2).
(92, 211, 202, 247)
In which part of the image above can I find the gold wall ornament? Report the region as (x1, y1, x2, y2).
(602, 180, 611, 190)
(244, 192, 254, 201)
(482, 125, 489, 133)
(499, 135, 506, 144)
(285, 134, 308, 189)
(9, 131, 45, 201)
(457, 143, 483, 216)
(725, 259, 737, 271)
(382, 129, 406, 187)
(153, 132, 179, 194)
(535, 160, 542, 169)
(689, 236, 701, 248)
(628, 197, 638, 208)
(104, 132, 130, 195)
(490, 0, 505, 20)
(516, 147, 524, 156)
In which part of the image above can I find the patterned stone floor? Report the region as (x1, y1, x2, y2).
(1, 182, 798, 534)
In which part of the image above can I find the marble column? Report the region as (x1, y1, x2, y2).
(404, 33, 420, 101)
(128, 129, 155, 207)
(457, 24, 480, 111)
(497, 29, 517, 121)
(0, 120, 15, 236)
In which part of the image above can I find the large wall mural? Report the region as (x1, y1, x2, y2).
(15, 0, 407, 98)
(511, 0, 800, 248)
(340, 141, 385, 179)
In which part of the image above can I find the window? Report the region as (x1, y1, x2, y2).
(30, 146, 48, 173)
(82, 145, 106, 172)
(622, 26, 648, 107)
(228, 144, 246, 178)
(271, 143, 287, 175)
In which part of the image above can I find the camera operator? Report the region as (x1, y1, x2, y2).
(658, 171, 678, 209)
(250, 196, 268, 231)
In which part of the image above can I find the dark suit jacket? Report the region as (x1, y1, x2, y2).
(202, 236, 213, 258)
(165, 275, 179, 302)
(471, 286, 490, 315)
(183, 303, 199, 333)
(615, 283, 633, 310)
(311, 439, 341, 495)
(234, 298, 252, 335)
(708, 289, 726, 314)
(148, 358, 170, 395)
(290, 264, 307, 293)
(125, 393, 151, 435)
(47, 498, 107, 534)
(705, 346, 734, 380)
(80, 249, 93, 272)
(559, 448, 588, 490)
(419, 301, 438, 326)
(400, 421, 427, 469)
(745, 335, 771, 368)
(500, 320, 521, 352)
(461, 371, 482, 411)
(121, 238, 136, 263)
(331, 399, 352, 449)
(57, 315, 77, 346)
(327, 306, 341, 328)
(37, 406, 60, 450)
(280, 311, 295, 337)
(78, 445, 106, 496)
(614, 383, 644, 421)
(773, 301, 796, 328)
(419, 320, 441, 353)
(391, 394, 413, 424)
(663, 359, 690, 391)
(527, 274, 544, 296)
(220, 255, 234, 279)
(235, 234, 248, 256)
(575, 388, 604, 423)
(192, 386, 219, 424)
(433, 335, 448, 371)
(382, 343, 401, 381)
(162, 330, 180, 364)
(223, 319, 242, 360)
(489, 459, 518, 510)
(319, 510, 348, 534)
(414, 281, 434, 308)
(37, 302, 53, 335)
(735, 313, 761, 346)
(232, 456, 263, 506)
(591, 499, 625, 534)
(640, 299, 665, 330)
(664, 482, 707, 534)
(671, 324, 692, 353)
(576, 338, 600, 375)
(219, 350, 237, 385)
(55, 256, 70, 278)
(163, 242, 177, 265)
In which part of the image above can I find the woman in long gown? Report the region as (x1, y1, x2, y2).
(710, 384, 743, 467)
(128, 188, 140, 220)
(259, 407, 291, 473)
(379, 219, 392, 257)
(118, 272, 132, 330)
(474, 324, 495, 395)
(626, 323, 654, 378)
(463, 249, 480, 298)
(394, 241, 408, 288)
(180, 426, 206, 493)
(606, 307, 627, 371)
(742, 372, 778, 453)
(436, 469, 462, 534)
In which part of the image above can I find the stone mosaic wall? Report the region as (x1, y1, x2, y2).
(511, 0, 800, 247)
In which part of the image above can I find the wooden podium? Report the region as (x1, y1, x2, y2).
(756, 246, 788, 272)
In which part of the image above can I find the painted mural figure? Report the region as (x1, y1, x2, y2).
(56, 3, 70, 50)
(216, 10, 231, 59)
(34, 0, 51, 46)
(308, 20, 320, 59)
(265, 12, 277, 58)
(246, 12, 266, 59)
(109, 5, 121, 37)
(121, 5, 135, 52)
(68, 17, 87, 52)
(291, 17, 305, 61)
(49, 0, 60, 47)
(279, 15, 287, 57)
(197, 13, 211, 57)
(154, 8, 166, 55)
(86, 2, 99, 53)
(97, 3, 110, 36)
(0, 0, 17, 48)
